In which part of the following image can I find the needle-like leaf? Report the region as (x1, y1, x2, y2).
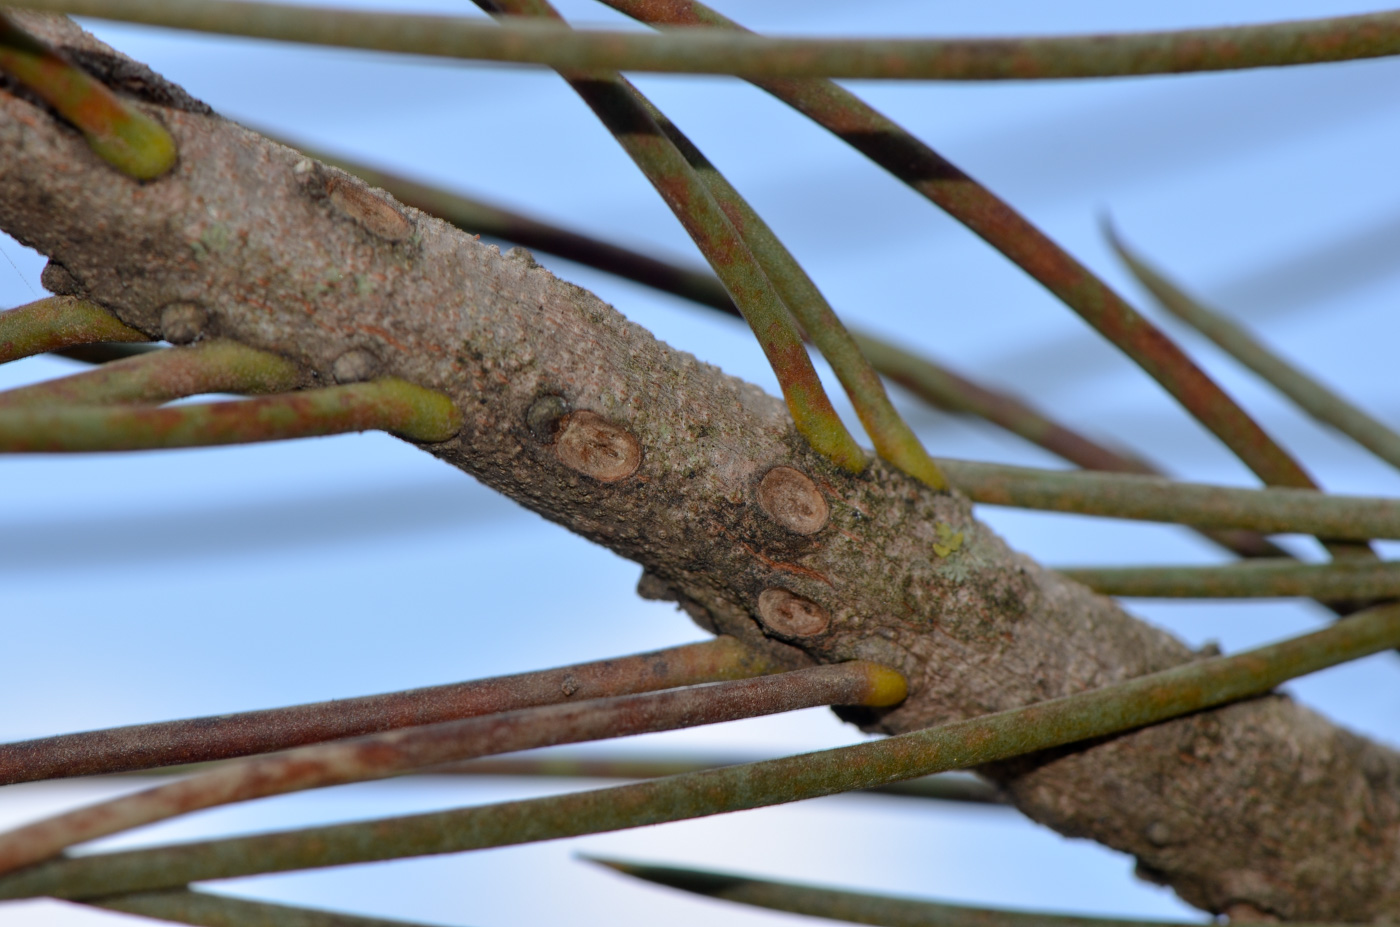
(0, 662, 904, 875)
(18, 2, 1400, 80)
(52, 342, 163, 364)
(5, 602, 1395, 900)
(617, 93, 944, 489)
(474, 0, 865, 472)
(0, 296, 149, 364)
(0, 637, 781, 784)
(938, 458, 1400, 540)
(0, 339, 301, 408)
(1059, 559, 1400, 600)
(589, 858, 1217, 927)
(92, 888, 454, 927)
(0, 11, 176, 178)
(1110, 225, 1400, 477)
(430, 755, 1006, 805)
(0, 378, 460, 450)
(602, 1, 1351, 561)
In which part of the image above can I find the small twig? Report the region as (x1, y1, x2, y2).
(0, 378, 460, 450)
(938, 457, 1400, 540)
(5, 602, 1395, 900)
(0, 296, 148, 364)
(1111, 224, 1400, 478)
(588, 858, 1217, 927)
(0, 339, 301, 408)
(0, 636, 780, 784)
(0, 11, 175, 178)
(17, 1, 1400, 80)
(0, 662, 904, 875)
(1062, 559, 1400, 600)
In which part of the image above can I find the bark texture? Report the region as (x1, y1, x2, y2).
(2, 13, 1398, 921)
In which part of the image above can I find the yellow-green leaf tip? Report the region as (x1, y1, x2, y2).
(377, 379, 463, 443)
(853, 661, 908, 707)
(87, 113, 178, 181)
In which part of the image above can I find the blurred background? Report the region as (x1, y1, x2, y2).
(2, 1, 1399, 923)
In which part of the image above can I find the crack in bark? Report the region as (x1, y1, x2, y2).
(1, 12, 1397, 920)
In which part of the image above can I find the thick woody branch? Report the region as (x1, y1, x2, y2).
(0, 13, 1396, 921)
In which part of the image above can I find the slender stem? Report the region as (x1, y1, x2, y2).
(0, 378, 460, 450)
(0, 662, 904, 875)
(0, 637, 780, 785)
(18, 1, 1400, 80)
(0, 296, 149, 364)
(1061, 559, 1400, 600)
(601, 1, 1338, 540)
(6, 603, 1397, 900)
(0, 11, 176, 178)
(590, 858, 1213, 927)
(0, 340, 301, 408)
(429, 755, 1007, 805)
(1111, 226, 1400, 477)
(93, 889, 449, 927)
(937, 458, 1400, 540)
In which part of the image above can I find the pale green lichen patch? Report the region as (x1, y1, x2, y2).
(933, 521, 964, 558)
(189, 222, 232, 260)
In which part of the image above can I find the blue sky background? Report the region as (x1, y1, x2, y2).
(2, 2, 1399, 924)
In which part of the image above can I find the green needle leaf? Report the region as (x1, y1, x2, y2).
(0, 636, 782, 784)
(432, 755, 1006, 805)
(0, 662, 903, 875)
(1060, 559, 1400, 600)
(1110, 223, 1400, 479)
(0, 12, 176, 179)
(92, 888, 457, 927)
(3, 602, 1395, 900)
(0, 339, 302, 408)
(478, 0, 865, 472)
(937, 458, 1400, 540)
(0, 296, 149, 364)
(588, 858, 1220, 927)
(602, 0, 1340, 553)
(15, 1, 1400, 80)
(0, 378, 461, 450)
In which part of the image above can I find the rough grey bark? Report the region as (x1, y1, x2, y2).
(2, 13, 1397, 922)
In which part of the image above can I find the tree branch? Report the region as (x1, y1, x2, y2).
(1, 13, 1396, 921)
